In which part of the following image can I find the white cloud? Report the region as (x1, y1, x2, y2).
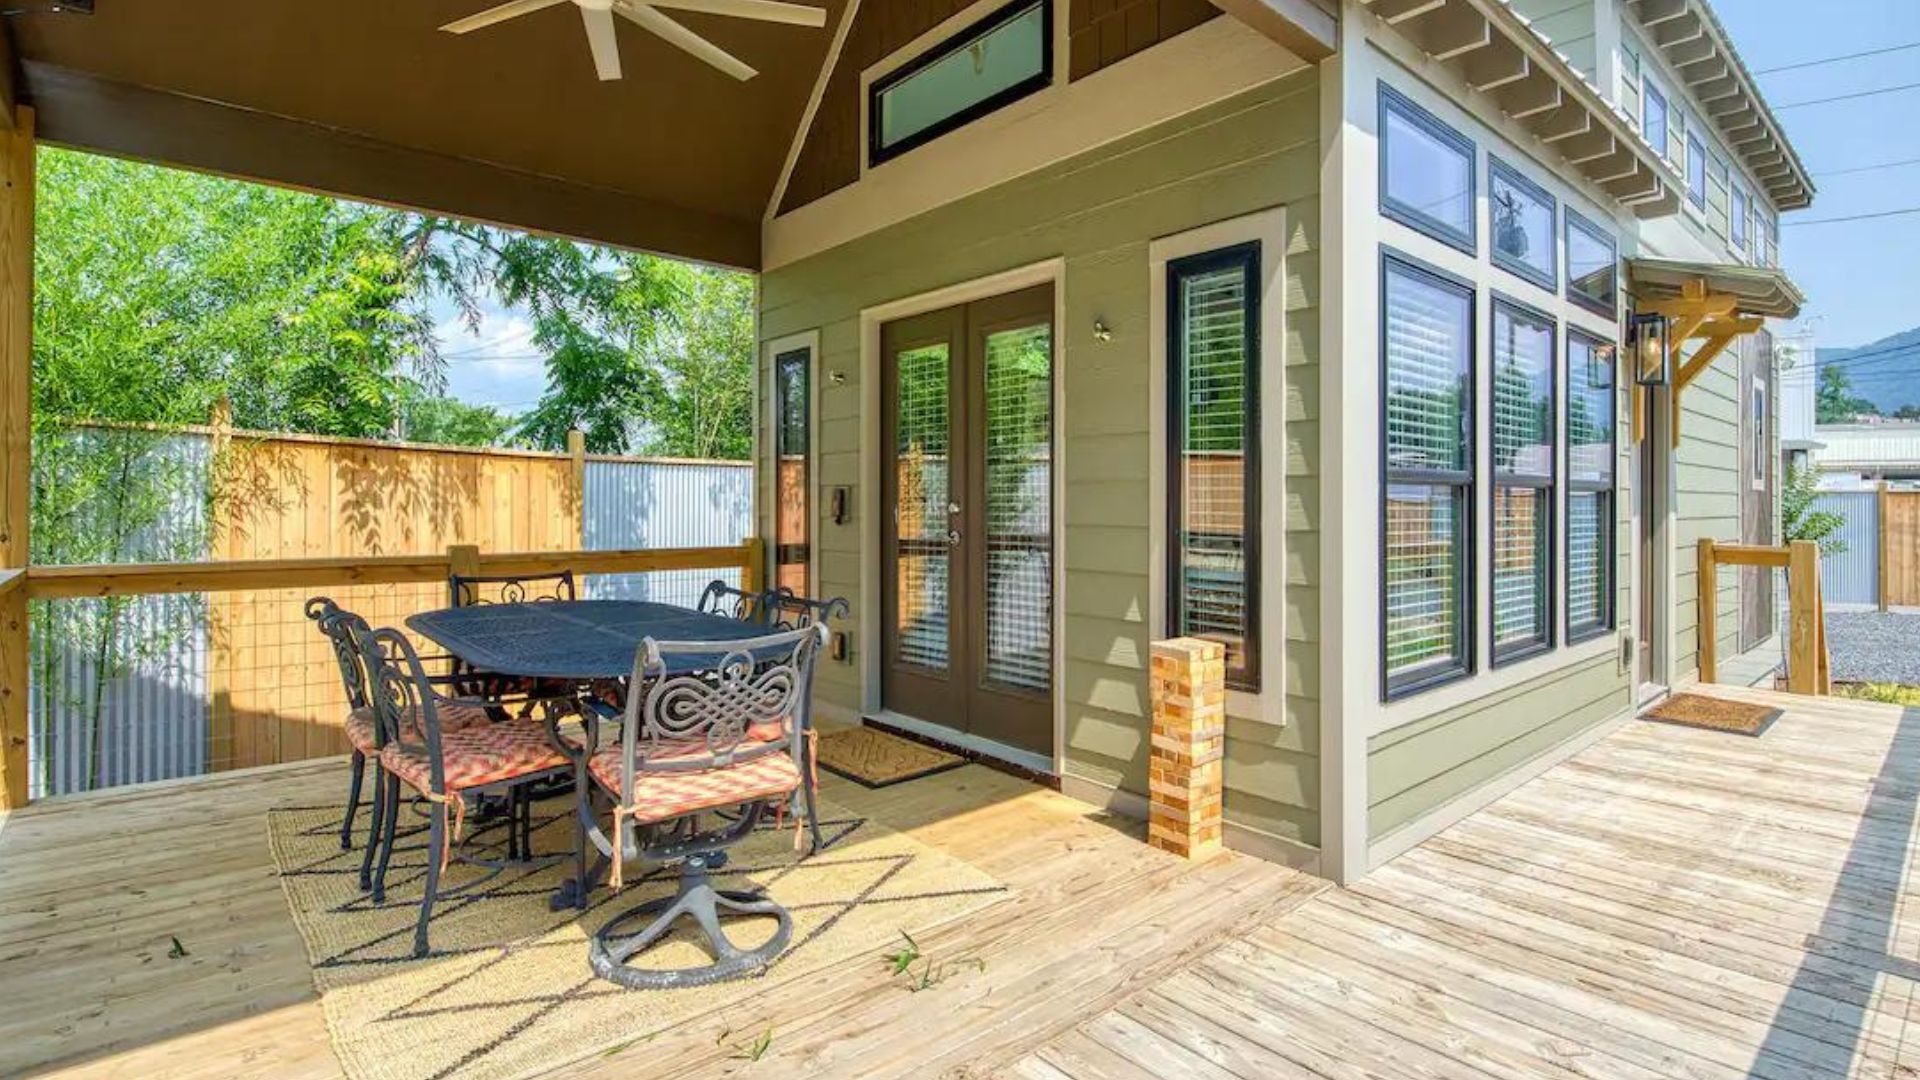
(430, 297, 550, 413)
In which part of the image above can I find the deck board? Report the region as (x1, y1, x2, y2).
(5, 685, 1918, 1079)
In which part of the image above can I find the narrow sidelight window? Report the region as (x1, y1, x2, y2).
(1379, 85, 1477, 253)
(1566, 331, 1616, 641)
(1490, 298, 1556, 664)
(869, 0, 1052, 165)
(1566, 209, 1618, 319)
(1382, 254, 1475, 697)
(1168, 243, 1261, 690)
(1490, 157, 1557, 292)
(774, 347, 812, 596)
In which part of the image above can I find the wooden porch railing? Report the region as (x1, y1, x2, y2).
(0, 539, 764, 807)
(1696, 538, 1829, 695)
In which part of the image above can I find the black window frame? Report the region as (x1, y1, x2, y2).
(1564, 208, 1618, 320)
(1488, 155, 1558, 294)
(1487, 293, 1558, 667)
(1380, 249, 1477, 700)
(1643, 79, 1669, 160)
(1378, 84, 1479, 256)
(867, 0, 1054, 167)
(1564, 329, 1617, 644)
(1166, 242, 1263, 693)
(773, 345, 813, 596)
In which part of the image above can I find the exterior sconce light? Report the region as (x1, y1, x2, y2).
(1631, 312, 1670, 387)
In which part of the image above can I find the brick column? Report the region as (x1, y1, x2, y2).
(1148, 637, 1226, 859)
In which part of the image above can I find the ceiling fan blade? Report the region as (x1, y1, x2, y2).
(642, 0, 826, 28)
(440, 0, 568, 34)
(615, 1, 757, 80)
(581, 5, 625, 80)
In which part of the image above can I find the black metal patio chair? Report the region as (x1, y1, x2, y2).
(695, 578, 774, 623)
(360, 626, 577, 957)
(583, 623, 827, 989)
(764, 587, 850, 852)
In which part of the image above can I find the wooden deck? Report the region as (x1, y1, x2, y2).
(4, 684, 1917, 1078)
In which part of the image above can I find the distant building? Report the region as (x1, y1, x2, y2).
(1778, 330, 1821, 475)
(1811, 423, 1920, 487)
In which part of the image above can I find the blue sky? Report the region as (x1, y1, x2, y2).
(430, 297, 549, 413)
(1716, 0, 1920, 349)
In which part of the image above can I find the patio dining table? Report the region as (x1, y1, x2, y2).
(406, 598, 789, 909)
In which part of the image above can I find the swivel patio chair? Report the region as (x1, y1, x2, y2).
(360, 626, 577, 957)
(584, 623, 827, 989)
(764, 588, 850, 853)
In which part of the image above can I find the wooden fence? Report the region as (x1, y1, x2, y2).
(1881, 486, 1920, 609)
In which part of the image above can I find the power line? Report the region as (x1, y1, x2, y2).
(1815, 340, 1920, 370)
(1814, 155, 1920, 179)
(1775, 80, 1920, 110)
(1754, 39, 1920, 75)
(1782, 206, 1920, 227)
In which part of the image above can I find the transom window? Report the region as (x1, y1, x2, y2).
(1382, 254, 1475, 698)
(1566, 332, 1616, 641)
(1490, 157, 1557, 292)
(1490, 298, 1555, 664)
(1379, 85, 1477, 253)
(1168, 243, 1261, 690)
(869, 0, 1052, 165)
(1565, 210, 1618, 318)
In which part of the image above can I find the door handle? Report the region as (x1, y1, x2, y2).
(947, 529, 962, 548)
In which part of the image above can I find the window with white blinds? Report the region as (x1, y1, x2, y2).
(1382, 255, 1474, 697)
(1168, 244, 1261, 690)
(774, 347, 811, 597)
(1491, 299, 1555, 663)
(1566, 330, 1616, 641)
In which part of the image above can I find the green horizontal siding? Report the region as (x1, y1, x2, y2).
(761, 72, 1324, 849)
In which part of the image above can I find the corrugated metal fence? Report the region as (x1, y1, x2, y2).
(27, 430, 751, 797)
(1812, 490, 1880, 607)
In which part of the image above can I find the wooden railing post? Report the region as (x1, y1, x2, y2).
(740, 536, 764, 594)
(1878, 480, 1890, 614)
(0, 107, 32, 810)
(566, 429, 587, 531)
(1696, 538, 1716, 685)
(1148, 638, 1225, 860)
(1788, 539, 1823, 696)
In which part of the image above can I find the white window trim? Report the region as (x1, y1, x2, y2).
(1149, 208, 1290, 728)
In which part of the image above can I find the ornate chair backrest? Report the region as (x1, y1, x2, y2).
(307, 597, 374, 714)
(359, 627, 450, 795)
(765, 588, 851, 630)
(695, 579, 773, 624)
(449, 570, 577, 609)
(615, 624, 827, 800)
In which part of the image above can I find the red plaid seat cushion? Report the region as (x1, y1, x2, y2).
(380, 717, 568, 795)
(345, 702, 492, 755)
(587, 742, 800, 826)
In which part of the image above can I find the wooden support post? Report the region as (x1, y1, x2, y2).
(566, 428, 586, 521)
(1696, 538, 1716, 684)
(0, 107, 31, 810)
(740, 535, 765, 594)
(1147, 638, 1225, 860)
(447, 544, 481, 604)
(1878, 480, 1890, 614)
(1787, 539, 1822, 696)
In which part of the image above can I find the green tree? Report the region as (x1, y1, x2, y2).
(399, 393, 515, 447)
(1816, 364, 1877, 424)
(1782, 461, 1846, 555)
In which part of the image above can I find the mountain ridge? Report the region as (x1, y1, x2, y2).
(1817, 325, 1920, 415)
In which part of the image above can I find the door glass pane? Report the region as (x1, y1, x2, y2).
(895, 344, 951, 671)
(983, 322, 1052, 692)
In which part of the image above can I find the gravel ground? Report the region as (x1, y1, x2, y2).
(1825, 611, 1920, 685)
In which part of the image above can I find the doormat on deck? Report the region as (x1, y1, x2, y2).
(815, 725, 967, 788)
(1640, 692, 1783, 737)
(267, 793, 1006, 1080)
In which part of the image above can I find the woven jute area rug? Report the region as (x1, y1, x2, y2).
(268, 795, 1008, 1080)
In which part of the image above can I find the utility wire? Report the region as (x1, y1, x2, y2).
(1815, 155, 1920, 179)
(1782, 206, 1920, 227)
(1775, 80, 1920, 110)
(1754, 39, 1920, 75)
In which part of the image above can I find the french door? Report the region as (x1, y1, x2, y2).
(880, 285, 1054, 757)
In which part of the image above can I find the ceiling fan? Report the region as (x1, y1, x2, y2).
(441, 0, 826, 83)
